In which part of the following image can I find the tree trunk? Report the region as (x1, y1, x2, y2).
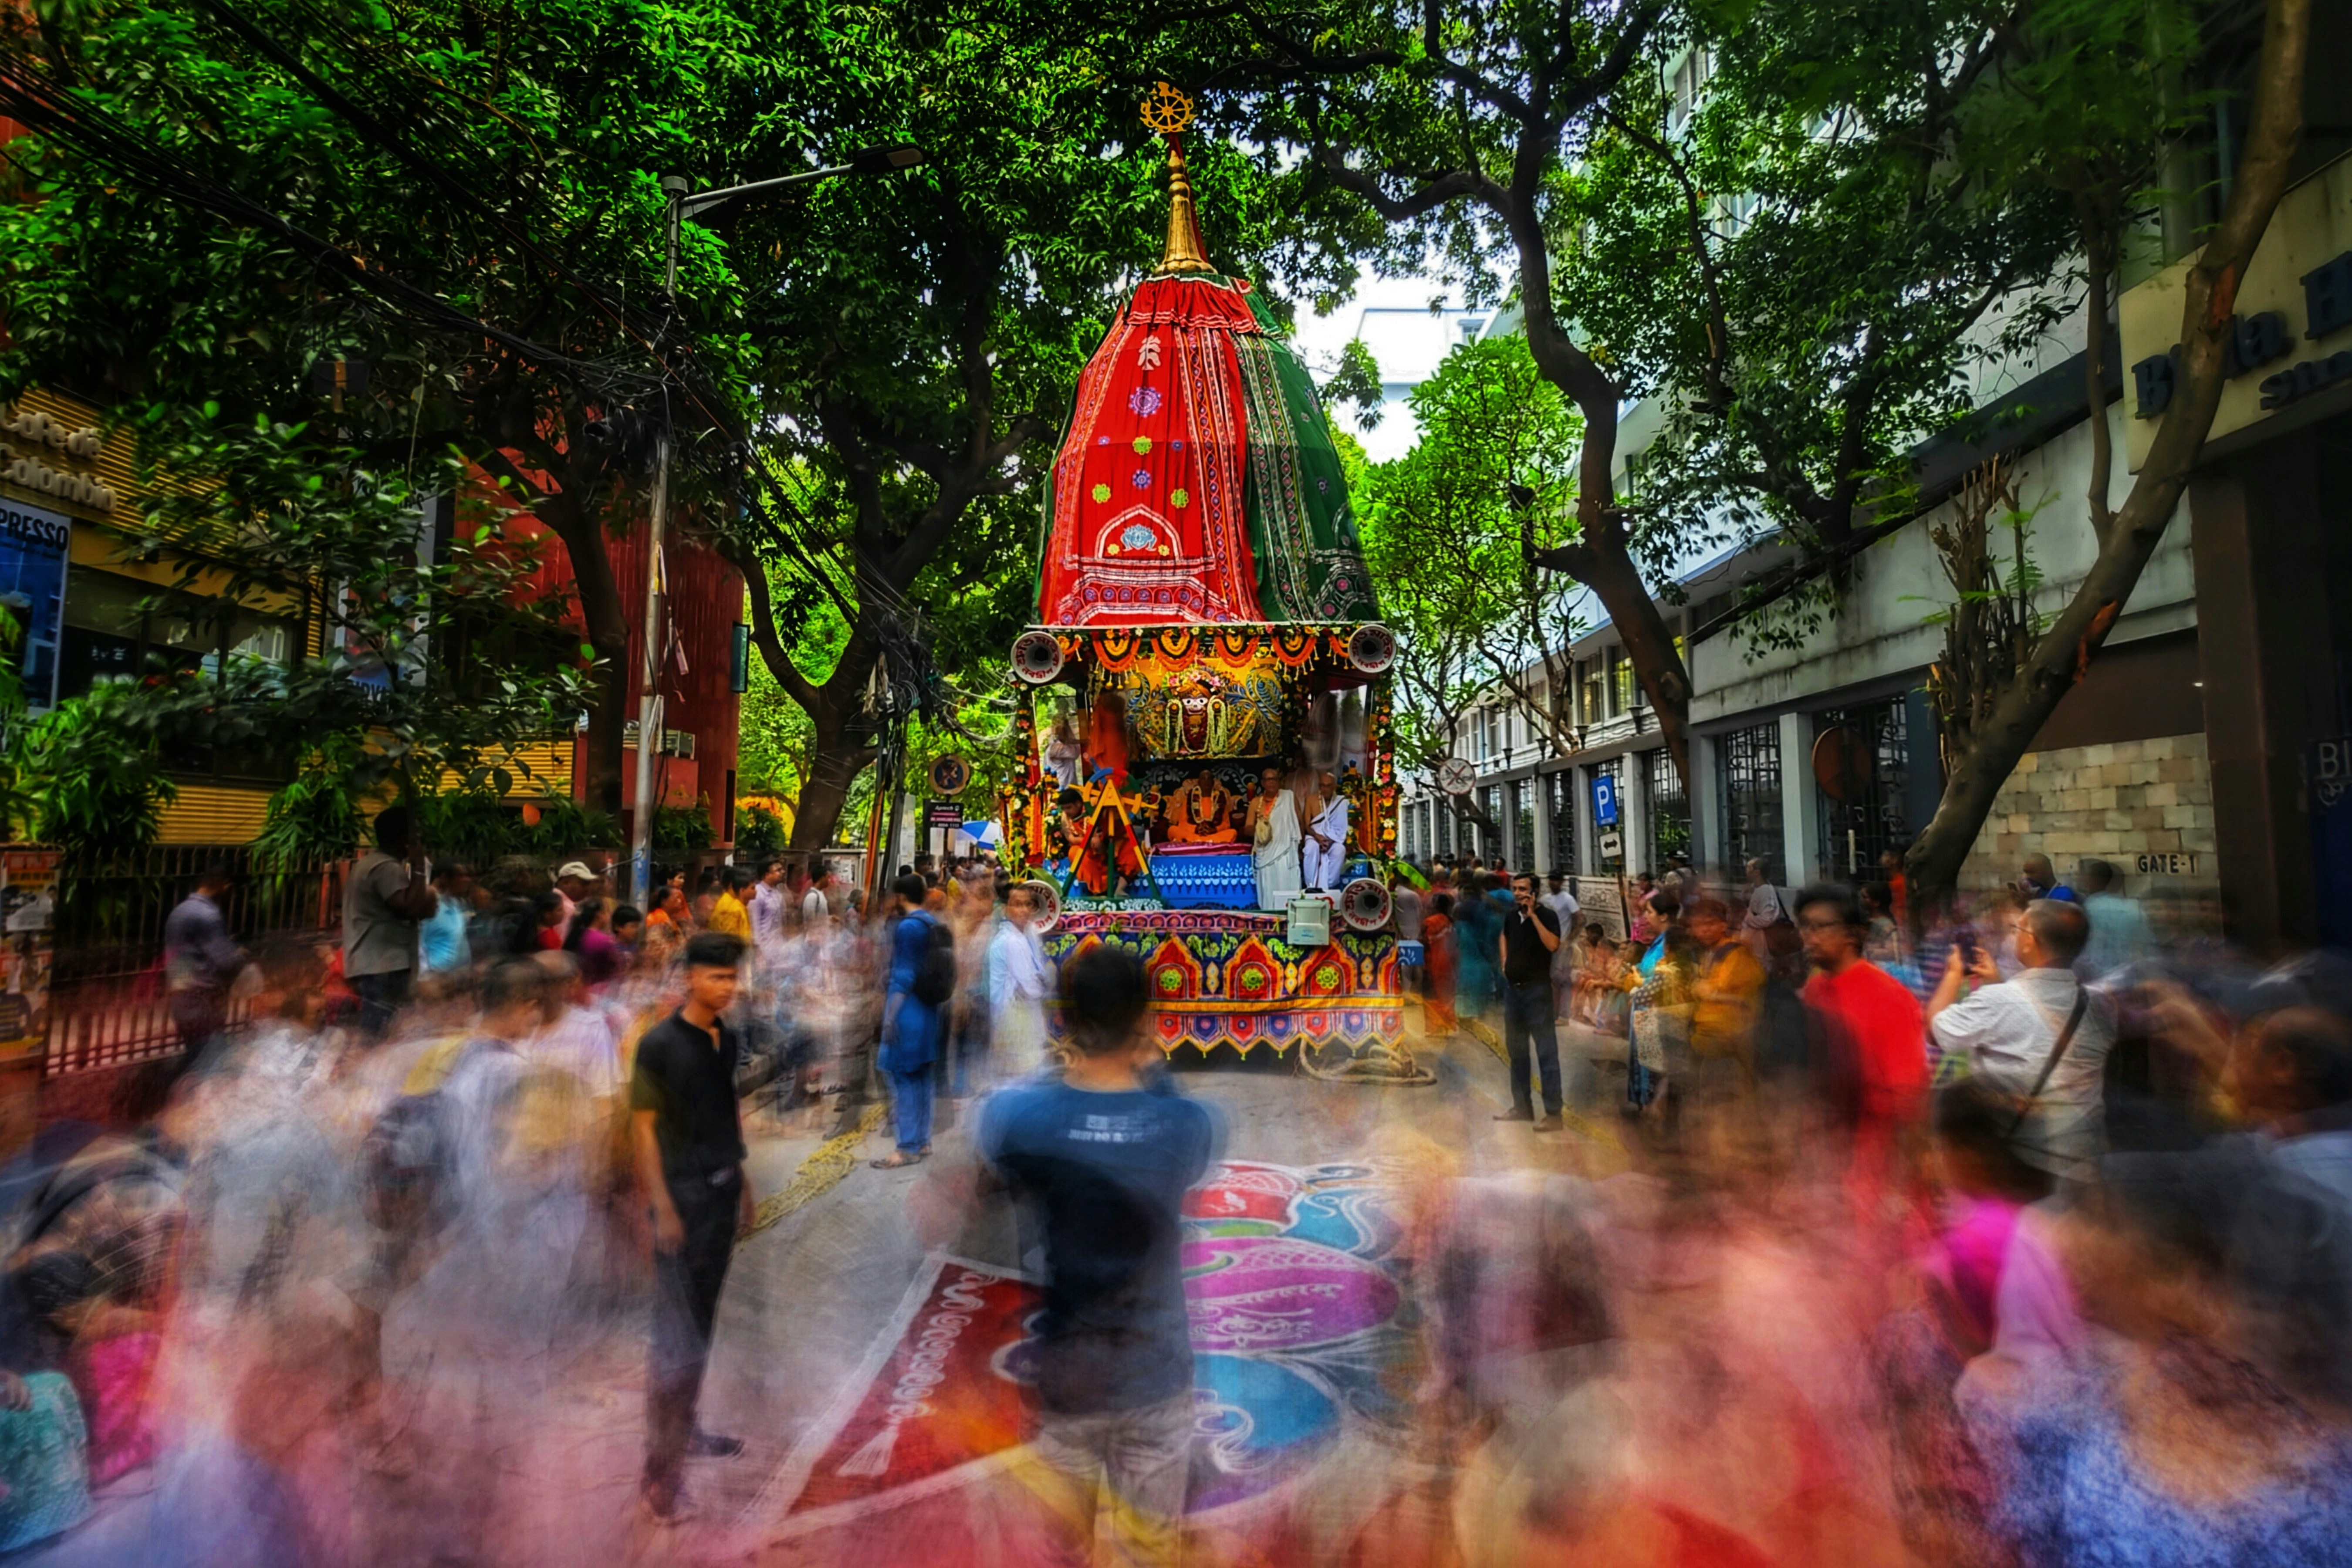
(787, 684, 877, 852)
(1905, 0, 2310, 909)
(546, 502, 631, 817)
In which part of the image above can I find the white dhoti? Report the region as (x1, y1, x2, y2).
(1304, 799, 1350, 890)
(1254, 790, 1304, 910)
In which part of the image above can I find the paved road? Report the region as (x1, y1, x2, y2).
(693, 1011, 1632, 1550)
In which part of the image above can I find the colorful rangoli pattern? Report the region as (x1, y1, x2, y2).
(760, 1162, 1416, 1534)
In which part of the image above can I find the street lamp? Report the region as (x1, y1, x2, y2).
(630, 142, 926, 913)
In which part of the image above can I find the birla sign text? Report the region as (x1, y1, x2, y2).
(2117, 153, 2352, 471)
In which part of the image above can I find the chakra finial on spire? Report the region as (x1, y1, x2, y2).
(1143, 83, 1216, 275)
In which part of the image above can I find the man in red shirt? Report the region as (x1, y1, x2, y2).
(1796, 884, 1927, 1210)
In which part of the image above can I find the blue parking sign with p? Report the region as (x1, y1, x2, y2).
(1592, 773, 1619, 827)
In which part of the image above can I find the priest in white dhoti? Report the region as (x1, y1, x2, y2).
(1303, 771, 1350, 891)
(1250, 765, 1304, 910)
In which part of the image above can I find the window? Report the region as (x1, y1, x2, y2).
(1644, 748, 1690, 873)
(1813, 696, 1913, 881)
(1610, 649, 1635, 716)
(1544, 769, 1577, 874)
(1580, 659, 1604, 727)
(1479, 784, 1503, 862)
(1668, 46, 1711, 134)
(1718, 721, 1783, 883)
(1436, 796, 1454, 858)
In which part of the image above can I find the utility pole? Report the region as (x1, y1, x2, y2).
(630, 176, 687, 915)
(625, 145, 925, 914)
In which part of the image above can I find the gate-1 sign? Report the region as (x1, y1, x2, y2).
(1592, 772, 1619, 828)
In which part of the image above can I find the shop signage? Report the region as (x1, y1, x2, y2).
(2132, 852, 2198, 875)
(0, 402, 114, 516)
(0, 500, 70, 709)
(2119, 153, 2352, 470)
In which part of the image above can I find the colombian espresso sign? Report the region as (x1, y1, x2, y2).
(0, 501, 70, 708)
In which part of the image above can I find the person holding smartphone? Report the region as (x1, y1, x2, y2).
(1497, 873, 1567, 1130)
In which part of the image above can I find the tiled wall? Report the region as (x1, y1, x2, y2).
(1959, 732, 2218, 899)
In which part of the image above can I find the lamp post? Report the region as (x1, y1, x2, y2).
(629, 143, 926, 914)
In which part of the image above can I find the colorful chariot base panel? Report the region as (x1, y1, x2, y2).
(1042, 909, 1404, 1060)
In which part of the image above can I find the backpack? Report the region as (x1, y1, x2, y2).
(912, 914, 957, 1007)
(362, 1040, 489, 1237)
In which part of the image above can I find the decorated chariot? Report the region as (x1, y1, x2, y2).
(997, 87, 1420, 1083)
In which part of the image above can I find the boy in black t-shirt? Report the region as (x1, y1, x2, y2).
(630, 932, 756, 1522)
(975, 945, 1219, 1564)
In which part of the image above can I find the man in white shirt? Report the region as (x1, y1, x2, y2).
(800, 858, 835, 932)
(749, 857, 787, 959)
(1250, 769, 1304, 911)
(986, 883, 1052, 1079)
(1303, 771, 1350, 892)
(1543, 872, 1582, 1019)
(1928, 899, 2115, 1182)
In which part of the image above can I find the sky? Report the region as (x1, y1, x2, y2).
(1287, 270, 1486, 463)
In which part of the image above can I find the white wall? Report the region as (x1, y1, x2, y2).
(1688, 402, 2194, 725)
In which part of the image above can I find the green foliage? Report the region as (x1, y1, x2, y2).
(1550, 0, 2204, 566)
(253, 747, 366, 870)
(652, 801, 715, 853)
(1359, 338, 1584, 766)
(521, 795, 623, 854)
(10, 686, 176, 855)
(412, 787, 524, 873)
(1320, 339, 1386, 432)
(111, 410, 588, 804)
(735, 799, 787, 855)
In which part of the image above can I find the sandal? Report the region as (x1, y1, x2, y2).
(871, 1152, 926, 1169)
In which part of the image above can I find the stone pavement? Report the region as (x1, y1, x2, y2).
(18, 1007, 1624, 1567)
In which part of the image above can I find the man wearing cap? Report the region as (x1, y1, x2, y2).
(555, 861, 604, 940)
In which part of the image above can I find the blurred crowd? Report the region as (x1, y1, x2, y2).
(0, 806, 2345, 1567)
(1375, 845, 2352, 1566)
(0, 808, 1031, 1562)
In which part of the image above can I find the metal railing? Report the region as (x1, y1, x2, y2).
(47, 845, 344, 1077)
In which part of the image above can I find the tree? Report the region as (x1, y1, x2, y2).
(1903, 0, 2313, 904)
(1171, 0, 1692, 776)
(1359, 335, 1584, 844)
(1552, 0, 2082, 648)
(0, 0, 772, 809)
(713, 8, 1314, 849)
(106, 414, 595, 818)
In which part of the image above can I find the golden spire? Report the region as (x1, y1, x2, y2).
(1142, 83, 1216, 275)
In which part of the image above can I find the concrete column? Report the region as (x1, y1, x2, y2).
(1575, 763, 1597, 876)
(2193, 450, 2329, 950)
(1621, 751, 1652, 876)
(1689, 732, 1720, 878)
(1531, 770, 1554, 873)
(1779, 711, 1817, 885)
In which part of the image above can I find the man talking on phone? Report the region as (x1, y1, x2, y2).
(1497, 872, 1566, 1130)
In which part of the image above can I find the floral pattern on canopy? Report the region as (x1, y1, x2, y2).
(1038, 273, 1381, 627)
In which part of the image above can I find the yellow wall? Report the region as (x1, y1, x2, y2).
(156, 784, 273, 845)
(2119, 149, 2352, 469)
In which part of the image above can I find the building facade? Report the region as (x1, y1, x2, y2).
(1403, 117, 2352, 949)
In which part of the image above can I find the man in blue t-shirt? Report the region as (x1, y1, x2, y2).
(977, 944, 1217, 1563)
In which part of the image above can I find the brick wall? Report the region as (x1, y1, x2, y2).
(1960, 732, 2218, 904)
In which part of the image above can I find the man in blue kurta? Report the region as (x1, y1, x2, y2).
(873, 874, 946, 1168)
